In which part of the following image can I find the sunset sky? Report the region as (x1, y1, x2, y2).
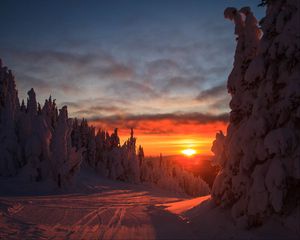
(0, 0, 264, 156)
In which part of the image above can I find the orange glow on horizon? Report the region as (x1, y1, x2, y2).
(89, 119, 228, 156)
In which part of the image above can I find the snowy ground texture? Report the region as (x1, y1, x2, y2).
(0, 170, 298, 240)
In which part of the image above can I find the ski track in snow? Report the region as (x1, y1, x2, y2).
(0, 182, 196, 240)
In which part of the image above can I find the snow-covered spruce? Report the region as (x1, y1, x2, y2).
(211, 0, 300, 227)
(0, 63, 81, 185)
(50, 106, 82, 187)
(72, 123, 209, 196)
(71, 120, 141, 184)
(0, 60, 209, 195)
(140, 154, 210, 197)
(0, 60, 21, 176)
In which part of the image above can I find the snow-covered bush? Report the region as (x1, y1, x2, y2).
(211, 0, 300, 227)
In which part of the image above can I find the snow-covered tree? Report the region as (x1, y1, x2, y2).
(0, 60, 21, 176)
(211, 1, 300, 227)
(50, 106, 82, 187)
(0, 58, 209, 194)
(41, 96, 58, 131)
(94, 129, 109, 176)
(138, 145, 144, 168)
(18, 88, 52, 181)
(141, 155, 210, 196)
(120, 128, 140, 183)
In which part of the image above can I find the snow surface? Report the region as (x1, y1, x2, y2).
(1, 170, 298, 240)
(158, 195, 210, 215)
(0, 169, 197, 240)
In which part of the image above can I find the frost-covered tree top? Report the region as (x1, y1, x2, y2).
(27, 88, 37, 115)
(212, 0, 300, 227)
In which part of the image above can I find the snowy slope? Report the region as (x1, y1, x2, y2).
(162, 196, 299, 240)
(2, 170, 297, 240)
(0, 169, 198, 240)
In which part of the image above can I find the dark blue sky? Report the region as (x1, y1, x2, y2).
(0, 0, 264, 120)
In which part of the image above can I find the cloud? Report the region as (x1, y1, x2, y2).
(5, 49, 101, 69)
(196, 83, 227, 101)
(72, 105, 126, 117)
(106, 80, 159, 99)
(58, 83, 82, 94)
(203, 66, 229, 77)
(125, 112, 229, 123)
(17, 74, 52, 94)
(89, 105, 124, 112)
(1, 32, 231, 120)
(88, 111, 229, 137)
(209, 97, 230, 111)
(59, 101, 81, 108)
(162, 76, 204, 93)
(90, 111, 228, 128)
(97, 64, 133, 79)
(146, 59, 180, 78)
(1, 48, 134, 82)
(58, 97, 132, 119)
(16, 72, 82, 101)
(90, 112, 228, 123)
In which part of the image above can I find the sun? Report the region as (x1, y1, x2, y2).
(181, 148, 196, 157)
